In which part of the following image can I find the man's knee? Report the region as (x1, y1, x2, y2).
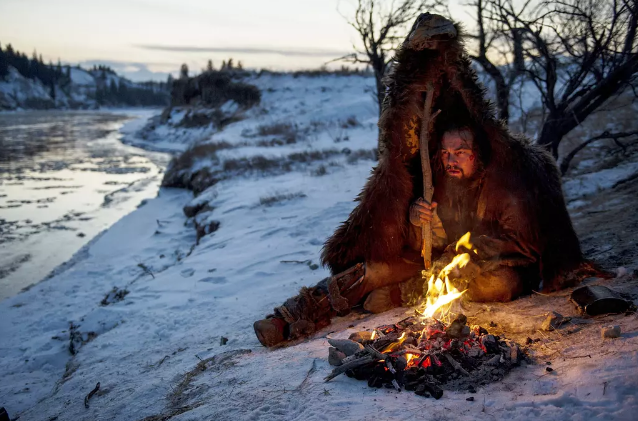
(364, 257, 422, 295)
(467, 267, 524, 302)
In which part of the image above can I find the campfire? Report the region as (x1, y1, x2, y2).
(324, 233, 525, 398)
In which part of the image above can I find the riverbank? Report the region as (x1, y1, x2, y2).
(0, 74, 637, 421)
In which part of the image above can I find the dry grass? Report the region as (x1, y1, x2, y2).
(340, 115, 360, 129)
(346, 148, 378, 164)
(168, 142, 232, 170)
(259, 191, 307, 206)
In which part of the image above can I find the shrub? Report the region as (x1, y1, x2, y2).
(259, 192, 307, 206)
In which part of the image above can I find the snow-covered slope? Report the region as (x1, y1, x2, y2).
(0, 66, 164, 111)
(0, 67, 55, 110)
(1, 73, 637, 421)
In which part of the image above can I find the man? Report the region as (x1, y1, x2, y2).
(254, 13, 587, 347)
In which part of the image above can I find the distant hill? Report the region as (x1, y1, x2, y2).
(0, 43, 169, 111)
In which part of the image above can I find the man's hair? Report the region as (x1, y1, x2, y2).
(431, 110, 490, 175)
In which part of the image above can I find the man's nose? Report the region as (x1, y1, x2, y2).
(446, 154, 459, 165)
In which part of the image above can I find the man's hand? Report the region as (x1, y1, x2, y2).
(409, 198, 438, 226)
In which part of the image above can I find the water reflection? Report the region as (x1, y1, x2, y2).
(0, 110, 168, 301)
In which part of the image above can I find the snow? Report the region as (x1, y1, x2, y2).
(0, 67, 53, 109)
(563, 161, 638, 200)
(1, 73, 637, 421)
(70, 68, 96, 86)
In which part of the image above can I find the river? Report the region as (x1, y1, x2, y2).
(0, 110, 169, 301)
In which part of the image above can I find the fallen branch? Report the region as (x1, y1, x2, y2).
(84, 382, 100, 409)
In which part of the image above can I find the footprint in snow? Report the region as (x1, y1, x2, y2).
(180, 268, 195, 278)
(198, 276, 227, 284)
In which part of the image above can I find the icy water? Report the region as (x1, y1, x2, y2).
(0, 110, 169, 301)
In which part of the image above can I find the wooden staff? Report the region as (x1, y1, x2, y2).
(419, 83, 440, 270)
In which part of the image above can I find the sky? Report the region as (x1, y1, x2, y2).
(0, 0, 470, 81)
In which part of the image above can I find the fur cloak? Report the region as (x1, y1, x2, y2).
(320, 13, 583, 292)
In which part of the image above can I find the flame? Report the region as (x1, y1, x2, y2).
(405, 353, 417, 366)
(382, 331, 409, 353)
(455, 232, 473, 252)
(370, 331, 376, 340)
(418, 232, 477, 322)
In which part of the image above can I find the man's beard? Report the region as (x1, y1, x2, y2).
(444, 166, 478, 200)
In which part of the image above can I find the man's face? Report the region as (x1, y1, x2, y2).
(440, 129, 477, 179)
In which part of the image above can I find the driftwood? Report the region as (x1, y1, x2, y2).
(419, 83, 441, 269)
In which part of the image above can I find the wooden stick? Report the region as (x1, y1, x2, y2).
(443, 353, 470, 376)
(364, 345, 388, 361)
(419, 83, 440, 269)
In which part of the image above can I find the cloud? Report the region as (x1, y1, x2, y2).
(135, 44, 349, 58)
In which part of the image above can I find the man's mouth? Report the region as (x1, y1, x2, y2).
(447, 168, 462, 176)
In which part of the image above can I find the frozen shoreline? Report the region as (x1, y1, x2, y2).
(1, 74, 637, 421)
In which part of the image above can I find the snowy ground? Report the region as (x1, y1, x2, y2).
(1, 74, 637, 421)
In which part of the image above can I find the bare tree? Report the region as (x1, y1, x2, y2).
(339, 0, 446, 114)
(479, 0, 638, 158)
(464, 0, 529, 122)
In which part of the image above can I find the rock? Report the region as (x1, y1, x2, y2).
(601, 325, 621, 339)
(541, 311, 566, 331)
(328, 347, 346, 366)
(510, 345, 520, 366)
(446, 314, 469, 339)
(481, 335, 499, 353)
(183, 202, 210, 218)
(327, 338, 364, 356)
(348, 331, 374, 344)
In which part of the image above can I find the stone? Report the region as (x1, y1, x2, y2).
(601, 325, 621, 339)
(481, 335, 499, 353)
(327, 338, 364, 356)
(541, 311, 566, 331)
(510, 345, 520, 366)
(328, 347, 346, 366)
(348, 331, 374, 344)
